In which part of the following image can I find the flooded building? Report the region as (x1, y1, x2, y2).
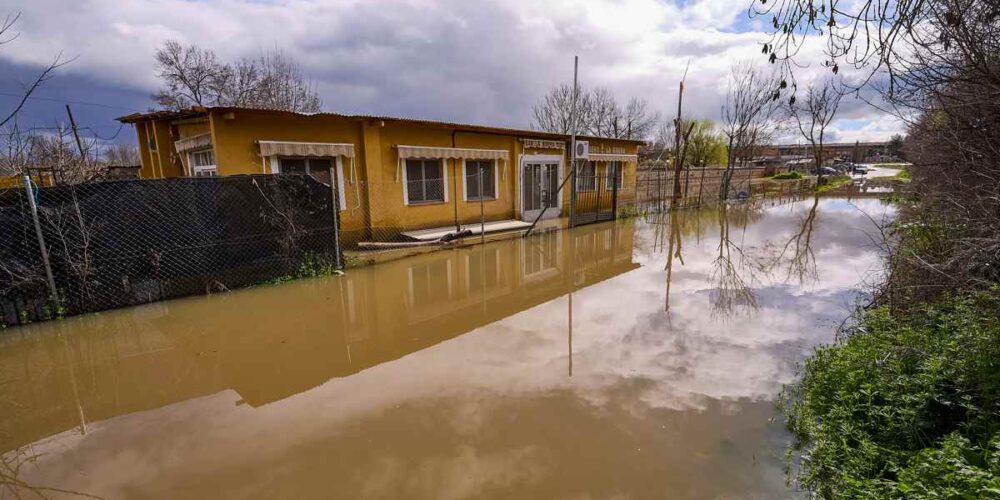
(118, 108, 642, 241)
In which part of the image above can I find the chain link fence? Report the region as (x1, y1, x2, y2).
(0, 174, 341, 326)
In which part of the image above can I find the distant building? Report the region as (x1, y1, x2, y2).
(758, 141, 896, 165)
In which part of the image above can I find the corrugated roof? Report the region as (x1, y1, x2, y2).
(116, 106, 646, 144)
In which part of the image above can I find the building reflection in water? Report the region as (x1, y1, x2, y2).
(0, 221, 638, 455)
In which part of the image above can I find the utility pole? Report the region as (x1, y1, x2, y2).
(65, 105, 87, 162)
(568, 55, 579, 228)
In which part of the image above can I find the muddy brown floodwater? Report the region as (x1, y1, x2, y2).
(0, 195, 893, 499)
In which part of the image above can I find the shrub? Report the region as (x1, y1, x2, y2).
(780, 290, 1000, 498)
(772, 171, 803, 180)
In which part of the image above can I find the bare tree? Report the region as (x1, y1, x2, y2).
(719, 62, 781, 198)
(153, 41, 322, 113)
(102, 143, 140, 166)
(0, 12, 67, 129)
(619, 97, 659, 140)
(532, 84, 658, 140)
(755, 0, 1000, 301)
(153, 40, 223, 109)
(788, 78, 842, 184)
(0, 124, 103, 183)
(587, 87, 618, 138)
(252, 48, 322, 113)
(532, 84, 588, 135)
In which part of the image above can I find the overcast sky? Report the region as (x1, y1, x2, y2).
(0, 0, 904, 146)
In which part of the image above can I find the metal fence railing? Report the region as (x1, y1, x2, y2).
(0, 174, 341, 326)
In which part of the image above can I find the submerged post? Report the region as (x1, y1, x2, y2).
(329, 167, 343, 269)
(23, 175, 59, 307)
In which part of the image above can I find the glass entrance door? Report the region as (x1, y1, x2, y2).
(521, 161, 561, 222)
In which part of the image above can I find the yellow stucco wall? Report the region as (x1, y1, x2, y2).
(128, 109, 639, 241)
(176, 121, 210, 139)
(207, 110, 368, 239)
(135, 122, 156, 179)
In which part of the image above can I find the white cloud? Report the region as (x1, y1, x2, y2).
(1, 0, 902, 139)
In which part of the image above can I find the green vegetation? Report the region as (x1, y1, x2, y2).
(771, 171, 803, 180)
(781, 289, 1000, 498)
(895, 168, 912, 181)
(815, 174, 852, 192)
(257, 252, 343, 286)
(685, 119, 729, 167)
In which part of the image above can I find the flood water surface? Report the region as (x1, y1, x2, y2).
(1, 196, 892, 499)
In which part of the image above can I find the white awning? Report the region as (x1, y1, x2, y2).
(588, 153, 638, 163)
(175, 133, 212, 153)
(258, 140, 356, 158)
(397, 145, 509, 161)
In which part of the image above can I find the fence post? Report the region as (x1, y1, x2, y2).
(23, 175, 59, 307)
(329, 167, 343, 269)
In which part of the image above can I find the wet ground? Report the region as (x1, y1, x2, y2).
(0, 195, 893, 499)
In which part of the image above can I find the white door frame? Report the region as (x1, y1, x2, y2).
(519, 154, 563, 222)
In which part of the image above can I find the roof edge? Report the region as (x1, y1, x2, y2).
(117, 106, 646, 144)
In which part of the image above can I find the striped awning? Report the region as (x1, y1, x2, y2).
(589, 153, 638, 163)
(175, 133, 212, 152)
(258, 141, 356, 158)
(397, 145, 509, 161)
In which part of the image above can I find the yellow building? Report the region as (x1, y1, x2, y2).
(118, 107, 641, 242)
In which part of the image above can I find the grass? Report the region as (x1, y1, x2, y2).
(771, 171, 804, 180)
(815, 174, 853, 192)
(895, 168, 912, 181)
(779, 289, 1000, 498)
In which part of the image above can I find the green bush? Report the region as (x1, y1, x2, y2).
(780, 290, 1000, 498)
(771, 171, 803, 180)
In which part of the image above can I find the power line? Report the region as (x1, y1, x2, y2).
(0, 91, 141, 111)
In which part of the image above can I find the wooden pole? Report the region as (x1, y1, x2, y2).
(670, 80, 685, 207)
(65, 105, 86, 162)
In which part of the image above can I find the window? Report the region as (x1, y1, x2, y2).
(189, 149, 217, 177)
(576, 161, 596, 191)
(278, 157, 332, 185)
(405, 159, 445, 204)
(464, 159, 496, 200)
(605, 161, 624, 190)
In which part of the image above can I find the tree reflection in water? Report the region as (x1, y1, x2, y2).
(767, 193, 821, 286)
(710, 200, 765, 317)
